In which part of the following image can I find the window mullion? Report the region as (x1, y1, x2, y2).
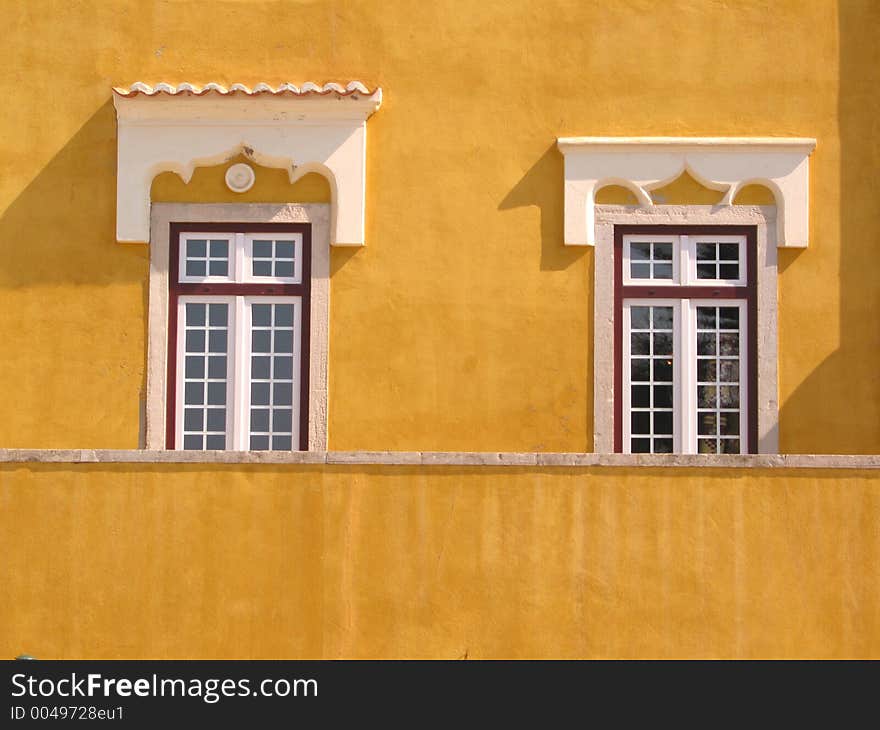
(234, 232, 245, 283)
(679, 300, 696, 454)
(230, 296, 247, 450)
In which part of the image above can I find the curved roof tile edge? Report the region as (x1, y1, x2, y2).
(113, 81, 379, 97)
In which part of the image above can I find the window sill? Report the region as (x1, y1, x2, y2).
(0, 450, 878, 470)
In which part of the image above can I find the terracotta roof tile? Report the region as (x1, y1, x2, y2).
(113, 81, 378, 98)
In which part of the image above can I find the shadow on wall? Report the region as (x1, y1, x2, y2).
(0, 99, 148, 289)
(778, 1, 880, 454)
(498, 142, 588, 272)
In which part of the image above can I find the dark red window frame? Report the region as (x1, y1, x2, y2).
(613, 224, 758, 454)
(167, 222, 312, 451)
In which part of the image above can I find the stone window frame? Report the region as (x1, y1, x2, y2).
(146, 203, 329, 451)
(593, 205, 779, 454)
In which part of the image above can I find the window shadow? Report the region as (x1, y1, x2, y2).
(777, 0, 880, 453)
(0, 99, 148, 289)
(498, 142, 588, 272)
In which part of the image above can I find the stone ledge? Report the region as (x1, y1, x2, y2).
(0, 449, 878, 469)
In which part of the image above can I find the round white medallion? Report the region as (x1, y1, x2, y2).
(225, 162, 256, 193)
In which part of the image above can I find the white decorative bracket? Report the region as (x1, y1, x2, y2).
(112, 82, 383, 245)
(556, 137, 817, 248)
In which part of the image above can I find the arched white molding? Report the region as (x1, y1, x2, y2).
(112, 82, 382, 245)
(556, 137, 817, 248)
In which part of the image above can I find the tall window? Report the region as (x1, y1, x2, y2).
(167, 223, 311, 451)
(614, 226, 757, 454)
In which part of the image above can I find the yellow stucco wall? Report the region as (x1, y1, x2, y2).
(0, 0, 877, 453)
(1, 463, 877, 659)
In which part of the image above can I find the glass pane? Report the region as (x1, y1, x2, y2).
(208, 356, 226, 379)
(209, 260, 228, 277)
(252, 304, 272, 327)
(275, 305, 294, 327)
(272, 435, 293, 450)
(185, 356, 205, 378)
(187, 239, 207, 258)
(630, 243, 651, 260)
(653, 263, 673, 279)
(631, 333, 650, 355)
(253, 240, 272, 258)
(207, 382, 226, 406)
(252, 330, 271, 353)
(186, 260, 206, 277)
(631, 359, 650, 382)
(250, 409, 270, 432)
(274, 261, 295, 278)
(274, 357, 294, 379)
(697, 385, 716, 408)
(631, 307, 650, 330)
(253, 261, 272, 277)
(653, 243, 673, 261)
(719, 360, 739, 382)
(208, 330, 227, 353)
(653, 358, 673, 382)
(185, 330, 205, 352)
(696, 243, 716, 260)
(183, 434, 203, 450)
(252, 356, 271, 379)
(719, 243, 739, 260)
(652, 332, 672, 356)
(653, 411, 673, 435)
(721, 439, 741, 454)
(697, 307, 716, 329)
(206, 434, 226, 450)
(697, 359, 716, 382)
(186, 303, 206, 326)
(652, 307, 673, 329)
(251, 382, 270, 406)
(206, 408, 225, 432)
(696, 264, 716, 279)
(250, 435, 270, 451)
(630, 263, 651, 279)
(653, 385, 673, 408)
(631, 412, 650, 434)
(209, 240, 228, 258)
(276, 242, 296, 259)
(698, 438, 717, 454)
(209, 304, 227, 326)
(719, 307, 739, 329)
(274, 330, 294, 354)
(184, 382, 204, 405)
(184, 408, 203, 431)
(273, 382, 293, 405)
(632, 385, 650, 408)
(698, 413, 717, 435)
(272, 409, 293, 432)
(719, 264, 739, 280)
(631, 438, 651, 453)
(719, 333, 739, 356)
(653, 438, 673, 453)
(719, 413, 740, 436)
(697, 333, 716, 355)
(719, 385, 740, 409)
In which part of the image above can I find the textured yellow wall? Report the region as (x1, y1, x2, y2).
(0, 0, 877, 452)
(1, 464, 877, 659)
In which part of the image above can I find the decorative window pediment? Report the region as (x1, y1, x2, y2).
(557, 137, 817, 248)
(113, 82, 382, 246)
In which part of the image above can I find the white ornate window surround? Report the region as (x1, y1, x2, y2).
(557, 137, 816, 248)
(592, 205, 779, 454)
(146, 203, 331, 451)
(112, 82, 382, 246)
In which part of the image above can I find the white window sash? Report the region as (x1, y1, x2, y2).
(176, 294, 303, 451)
